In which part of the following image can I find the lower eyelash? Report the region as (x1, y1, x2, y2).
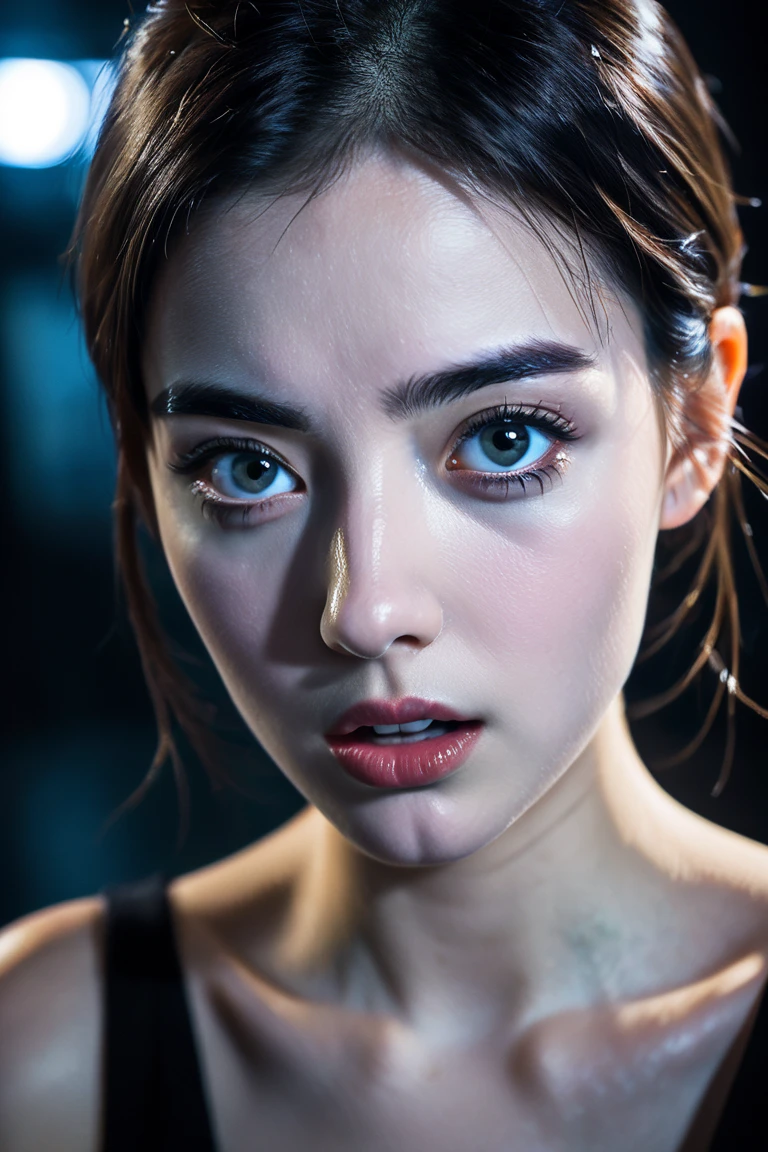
(192, 480, 266, 527)
(460, 457, 568, 499)
(199, 496, 254, 526)
(193, 481, 305, 527)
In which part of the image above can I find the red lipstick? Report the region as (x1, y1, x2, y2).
(325, 697, 483, 789)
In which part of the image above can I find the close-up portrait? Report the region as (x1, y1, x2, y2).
(1, 0, 767, 1149)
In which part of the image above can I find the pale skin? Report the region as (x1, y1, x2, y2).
(0, 149, 765, 1152)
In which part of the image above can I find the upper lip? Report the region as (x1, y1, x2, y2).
(325, 697, 473, 737)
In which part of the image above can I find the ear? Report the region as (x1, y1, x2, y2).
(660, 306, 748, 531)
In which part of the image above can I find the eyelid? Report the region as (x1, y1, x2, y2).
(447, 402, 580, 459)
(167, 435, 297, 477)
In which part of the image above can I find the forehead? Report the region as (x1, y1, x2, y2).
(143, 151, 643, 402)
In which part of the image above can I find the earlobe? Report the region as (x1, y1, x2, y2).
(659, 306, 748, 531)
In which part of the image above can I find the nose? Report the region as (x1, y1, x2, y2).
(319, 513, 444, 659)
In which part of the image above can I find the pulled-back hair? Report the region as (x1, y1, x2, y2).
(71, 0, 765, 820)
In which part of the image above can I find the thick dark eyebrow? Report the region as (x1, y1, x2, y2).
(381, 339, 596, 420)
(150, 382, 311, 432)
(150, 339, 595, 430)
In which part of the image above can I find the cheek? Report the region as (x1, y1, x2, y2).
(152, 496, 314, 717)
(437, 452, 663, 744)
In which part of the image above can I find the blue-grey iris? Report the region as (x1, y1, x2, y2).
(479, 423, 529, 467)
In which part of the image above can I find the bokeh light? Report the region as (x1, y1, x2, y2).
(0, 58, 91, 168)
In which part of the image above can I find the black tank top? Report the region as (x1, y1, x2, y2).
(100, 873, 768, 1151)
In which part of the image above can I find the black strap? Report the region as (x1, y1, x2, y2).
(100, 873, 219, 1152)
(709, 976, 768, 1149)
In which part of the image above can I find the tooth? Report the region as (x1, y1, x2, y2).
(372, 724, 400, 735)
(399, 719, 433, 733)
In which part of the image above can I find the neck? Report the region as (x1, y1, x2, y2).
(278, 696, 706, 1040)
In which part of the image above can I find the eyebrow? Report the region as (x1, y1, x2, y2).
(150, 339, 595, 430)
(150, 382, 311, 431)
(382, 339, 595, 419)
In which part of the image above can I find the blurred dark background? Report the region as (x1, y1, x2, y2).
(1, 0, 766, 927)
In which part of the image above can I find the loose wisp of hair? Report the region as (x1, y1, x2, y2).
(69, 0, 767, 835)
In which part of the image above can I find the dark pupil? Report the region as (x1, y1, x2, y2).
(232, 453, 274, 492)
(480, 422, 529, 467)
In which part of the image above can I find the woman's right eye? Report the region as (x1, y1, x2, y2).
(167, 437, 304, 526)
(210, 450, 299, 500)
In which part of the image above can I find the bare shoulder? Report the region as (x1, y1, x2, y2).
(0, 896, 105, 1152)
(674, 802, 768, 953)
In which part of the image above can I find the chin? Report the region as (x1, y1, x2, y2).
(319, 774, 546, 869)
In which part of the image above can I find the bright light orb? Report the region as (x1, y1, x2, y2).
(0, 58, 92, 168)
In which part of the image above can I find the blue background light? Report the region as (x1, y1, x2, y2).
(0, 58, 92, 168)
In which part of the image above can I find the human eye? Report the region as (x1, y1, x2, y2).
(167, 436, 304, 527)
(445, 403, 581, 498)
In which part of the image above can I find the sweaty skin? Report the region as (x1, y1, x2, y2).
(0, 149, 764, 1152)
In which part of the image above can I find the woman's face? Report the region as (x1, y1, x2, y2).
(143, 151, 667, 866)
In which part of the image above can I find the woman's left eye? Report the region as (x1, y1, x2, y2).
(448, 418, 554, 474)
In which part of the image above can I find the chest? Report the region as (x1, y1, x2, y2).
(191, 989, 741, 1152)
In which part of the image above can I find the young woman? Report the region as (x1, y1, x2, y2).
(1, 1, 767, 1149)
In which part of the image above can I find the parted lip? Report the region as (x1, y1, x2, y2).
(325, 697, 473, 738)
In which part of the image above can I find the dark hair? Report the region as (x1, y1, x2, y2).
(70, 0, 764, 819)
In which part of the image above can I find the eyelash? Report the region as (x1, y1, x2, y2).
(168, 436, 301, 527)
(448, 402, 580, 496)
(167, 403, 580, 526)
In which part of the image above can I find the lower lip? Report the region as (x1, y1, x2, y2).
(325, 723, 483, 789)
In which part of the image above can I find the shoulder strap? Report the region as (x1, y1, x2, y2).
(100, 872, 218, 1152)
